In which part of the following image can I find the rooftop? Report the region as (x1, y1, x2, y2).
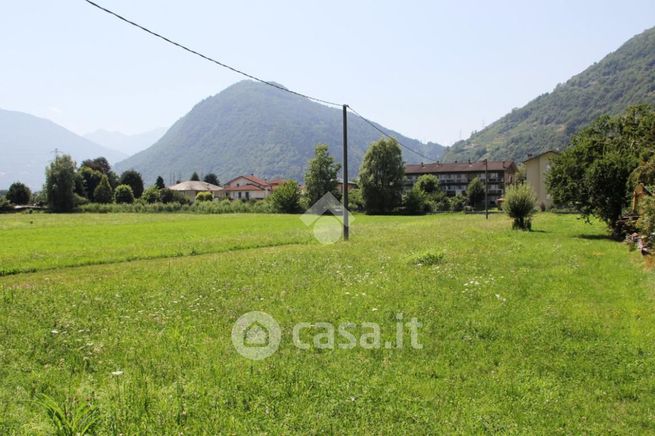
(168, 180, 223, 192)
(405, 160, 516, 174)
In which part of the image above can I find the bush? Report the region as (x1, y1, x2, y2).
(93, 175, 113, 204)
(160, 188, 192, 205)
(449, 195, 466, 212)
(6, 182, 31, 205)
(74, 194, 89, 207)
(142, 186, 160, 204)
(270, 181, 302, 213)
(415, 175, 441, 195)
(0, 196, 12, 212)
(637, 195, 655, 247)
(403, 187, 428, 215)
(79, 198, 275, 214)
(347, 188, 364, 212)
(504, 183, 537, 230)
(195, 191, 214, 202)
(114, 184, 135, 204)
(433, 196, 450, 212)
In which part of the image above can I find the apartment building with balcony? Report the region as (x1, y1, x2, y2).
(404, 160, 517, 205)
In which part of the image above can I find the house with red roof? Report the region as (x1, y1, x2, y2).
(223, 175, 289, 201)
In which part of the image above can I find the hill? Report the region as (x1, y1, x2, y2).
(84, 127, 166, 156)
(443, 26, 655, 162)
(0, 109, 126, 189)
(115, 81, 445, 184)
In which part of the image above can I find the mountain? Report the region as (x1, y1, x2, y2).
(0, 109, 126, 189)
(443, 26, 655, 163)
(115, 80, 445, 184)
(84, 127, 166, 156)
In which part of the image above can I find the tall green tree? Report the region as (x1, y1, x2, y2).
(203, 173, 220, 186)
(80, 157, 119, 188)
(270, 180, 302, 213)
(466, 177, 485, 209)
(79, 166, 103, 201)
(93, 175, 113, 204)
(190, 172, 200, 181)
(304, 144, 341, 206)
(81, 157, 111, 174)
(45, 154, 77, 212)
(359, 137, 404, 214)
(119, 170, 144, 198)
(155, 176, 166, 190)
(547, 105, 655, 229)
(414, 174, 441, 195)
(6, 182, 31, 205)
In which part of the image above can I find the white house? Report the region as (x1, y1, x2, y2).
(168, 180, 225, 201)
(223, 175, 288, 201)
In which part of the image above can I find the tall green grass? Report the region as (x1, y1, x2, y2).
(0, 213, 653, 433)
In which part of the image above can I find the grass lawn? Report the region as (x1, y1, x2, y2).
(0, 212, 654, 433)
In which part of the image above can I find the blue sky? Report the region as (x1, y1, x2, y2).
(1, 0, 653, 145)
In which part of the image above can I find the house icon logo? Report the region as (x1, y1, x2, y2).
(300, 192, 355, 245)
(244, 321, 269, 347)
(231, 311, 281, 360)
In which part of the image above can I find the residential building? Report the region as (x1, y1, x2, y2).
(404, 160, 517, 205)
(168, 180, 225, 201)
(524, 151, 559, 209)
(223, 175, 289, 200)
(336, 178, 358, 193)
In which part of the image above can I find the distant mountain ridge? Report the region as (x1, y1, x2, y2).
(0, 109, 126, 189)
(116, 80, 445, 184)
(84, 127, 166, 156)
(444, 26, 655, 162)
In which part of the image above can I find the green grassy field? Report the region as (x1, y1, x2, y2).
(1, 212, 654, 433)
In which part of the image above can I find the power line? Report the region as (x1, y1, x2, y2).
(84, 0, 439, 162)
(347, 106, 440, 162)
(83, 0, 341, 107)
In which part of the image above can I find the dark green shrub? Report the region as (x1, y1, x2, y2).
(155, 176, 166, 190)
(449, 195, 466, 212)
(142, 186, 160, 204)
(114, 184, 135, 204)
(74, 194, 89, 207)
(160, 188, 191, 205)
(637, 195, 655, 247)
(0, 196, 12, 212)
(504, 183, 537, 230)
(403, 187, 428, 215)
(6, 182, 31, 205)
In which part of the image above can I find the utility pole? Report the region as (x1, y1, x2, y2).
(484, 159, 489, 219)
(342, 104, 349, 241)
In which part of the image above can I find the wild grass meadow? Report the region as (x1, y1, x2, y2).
(0, 212, 654, 433)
